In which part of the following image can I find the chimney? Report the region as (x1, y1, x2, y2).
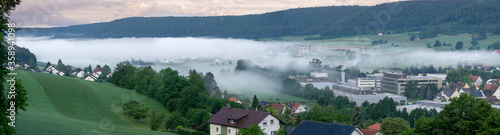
(341, 71, 345, 83)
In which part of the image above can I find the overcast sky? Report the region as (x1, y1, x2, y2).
(9, 0, 405, 27)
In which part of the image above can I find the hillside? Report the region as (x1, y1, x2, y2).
(13, 70, 174, 135)
(19, 0, 500, 39)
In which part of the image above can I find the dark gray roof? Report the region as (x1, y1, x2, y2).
(291, 121, 357, 135)
(482, 90, 494, 97)
(285, 126, 296, 134)
(259, 101, 270, 106)
(442, 88, 457, 97)
(470, 91, 484, 98)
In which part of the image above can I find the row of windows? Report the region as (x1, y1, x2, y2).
(215, 127, 231, 134)
(263, 119, 275, 126)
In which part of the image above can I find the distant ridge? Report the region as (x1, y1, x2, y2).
(19, 0, 500, 40)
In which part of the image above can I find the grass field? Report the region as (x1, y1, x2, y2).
(13, 70, 174, 135)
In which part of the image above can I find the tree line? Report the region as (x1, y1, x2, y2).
(110, 61, 245, 134)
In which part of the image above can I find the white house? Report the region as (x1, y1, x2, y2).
(291, 102, 307, 115)
(74, 71, 85, 78)
(208, 107, 284, 135)
(57, 71, 65, 76)
(440, 88, 460, 101)
(470, 75, 483, 88)
(84, 74, 98, 81)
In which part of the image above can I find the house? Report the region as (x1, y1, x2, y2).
(84, 74, 98, 81)
(208, 107, 284, 135)
(439, 88, 460, 101)
(482, 84, 500, 99)
(470, 76, 483, 88)
(262, 103, 288, 114)
(458, 88, 475, 94)
(291, 121, 364, 135)
(454, 82, 470, 90)
(290, 102, 307, 115)
(229, 97, 242, 104)
(360, 129, 383, 135)
(57, 71, 65, 76)
(368, 123, 381, 131)
(259, 101, 270, 107)
(71, 71, 85, 78)
(470, 91, 484, 98)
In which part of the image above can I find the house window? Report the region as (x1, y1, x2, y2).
(229, 129, 231, 134)
(270, 119, 274, 125)
(216, 127, 219, 132)
(230, 119, 235, 124)
(263, 120, 267, 126)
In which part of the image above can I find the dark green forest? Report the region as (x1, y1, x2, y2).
(19, 0, 500, 40)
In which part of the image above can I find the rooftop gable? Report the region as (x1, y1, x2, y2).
(208, 107, 271, 128)
(368, 123, 381, 131)
(470, 75, 480, 82)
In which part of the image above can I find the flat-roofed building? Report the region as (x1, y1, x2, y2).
(381, 73, 442, 95)
(348, 76, 382, 90)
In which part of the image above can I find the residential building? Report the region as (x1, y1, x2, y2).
(360, 129, 383, 135)
(290, 102, 307, 115)
(229, 97, 242, 104)
(470, 75, 483, 88)
(368, 123, 381, 131)
(84, 74, 98, 81)
(208, 107, 284, 135)
(72, 71, 85, 78)
(291, 121, 364, 135)
(454, 82, 470, 90)
(438, 88, 460, 101)
(262, 102, 288, 114)
(381, 73, 442, 95)
(482, 84, 500, 99)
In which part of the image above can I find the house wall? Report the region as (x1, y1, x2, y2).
(294, 105, 306, 114)
(209, 124, 239, 135)
(493, 89, 500, 100)
(258, 115, 280, 135)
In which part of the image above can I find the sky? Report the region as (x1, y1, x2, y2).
(9, 0, 405, 27)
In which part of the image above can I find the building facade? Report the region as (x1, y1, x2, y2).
(381, 73, 442, 95)
(208, 107, 283, 135)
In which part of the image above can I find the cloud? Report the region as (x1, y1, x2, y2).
(9, 0, 406, 27)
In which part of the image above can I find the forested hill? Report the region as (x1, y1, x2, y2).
(19, 0, 500, 39)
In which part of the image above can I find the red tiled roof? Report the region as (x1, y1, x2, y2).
(454, 82, 467, 90)
(361, 129, 380, 135)
(368, 123, 381, 131)
(207, 107, 270, 128)
(470, 76, 480, 82)
(482, 84, 500, 93)
(270, 103, 286, 111)
(229, 97, 238, 102)
(292, 102, 302, 112)
(93, 67, 104, 72)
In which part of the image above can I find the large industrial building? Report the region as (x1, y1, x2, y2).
(381, 73, 442, 95)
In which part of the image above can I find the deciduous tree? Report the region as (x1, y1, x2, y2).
(381, 117, 409, 135)
(122, 100, 149, 123)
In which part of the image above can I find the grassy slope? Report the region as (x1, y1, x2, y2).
(14, 70, 173, 135)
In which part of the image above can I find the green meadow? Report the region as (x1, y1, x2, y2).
(12, 70, 174, 135)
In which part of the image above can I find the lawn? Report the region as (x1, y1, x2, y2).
(13, 70, 174, 135)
